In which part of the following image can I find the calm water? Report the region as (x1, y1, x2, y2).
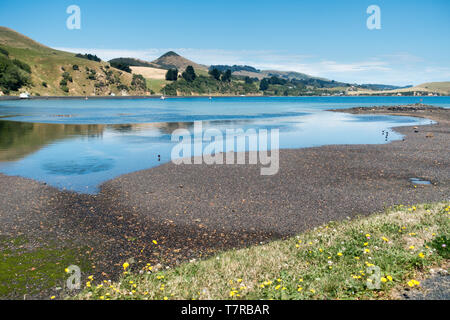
(0, 96, 448, 193)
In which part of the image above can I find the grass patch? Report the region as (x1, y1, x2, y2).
(74, 203, 449, 300)
(0, 237, 92, 299)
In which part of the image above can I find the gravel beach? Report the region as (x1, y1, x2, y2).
(0, 104, 448, 291)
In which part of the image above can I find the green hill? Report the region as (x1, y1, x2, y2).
(0, 27, 149, 96)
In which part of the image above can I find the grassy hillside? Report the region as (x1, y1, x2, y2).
(416, 82, 450, 94)
(0, 27, 149, 96)
(348, 81, 450, 96)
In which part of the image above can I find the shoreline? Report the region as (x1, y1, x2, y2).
(1, 95, 449, 102)
(0, 104, 448, 298)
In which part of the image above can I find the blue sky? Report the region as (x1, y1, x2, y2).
(1, 0, 449, 85)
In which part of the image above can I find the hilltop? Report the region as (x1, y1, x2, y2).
(0, 27, 149, 96)
(151, 51, 208, 72)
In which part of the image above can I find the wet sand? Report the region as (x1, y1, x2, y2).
(0, 104, 448, 290)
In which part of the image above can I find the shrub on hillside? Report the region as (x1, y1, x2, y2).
(0, 55, 30, 93)
(0, 46, 9, 57)
(131, 74, 147, 91)
(12, 59, 31, 73)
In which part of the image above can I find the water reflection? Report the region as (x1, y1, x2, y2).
(0, 110, 432, 193)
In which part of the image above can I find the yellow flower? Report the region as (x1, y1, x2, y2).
(100, 296, 105, 300)
(409, 245, 415, 250)
(237, 279, 242, 283)
(364, 248, 370, 253)
(88, 275, 94, 280)
(337, 252, 343, 256)
(65, 268, 70, 273)
(275, 285, 281, 290)
(123, 262, 130, 270)
(297, 287, 303, 292)
(310, 289, 316, 294)
(381, 277, 388, 283)
(382, 237, 389, 242)
(152, 240, 158, 245)
(86, 281, 91, 288)
(418, 252, 425, 258)
(50, 296, 56, 300)
(407, 280, 420, 287)
(364, 242, 369, 246)
(163, 297, 168, 300)
(387, 276, 393, 281)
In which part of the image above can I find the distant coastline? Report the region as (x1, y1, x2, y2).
(1, 94, 449, 102)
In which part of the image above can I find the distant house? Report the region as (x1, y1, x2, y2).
(19, 92, 30, 99)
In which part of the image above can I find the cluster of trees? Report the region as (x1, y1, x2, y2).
(0, 47, 31, 94)
(209, 65, 260, 73)
(208, 68, 231, 82)
(165, 66, 197, 82)
(165, 68, 178, 81)
(182, 66, 196, 82)
(110, 61, 132, 73)
(75, 53, 101, 62)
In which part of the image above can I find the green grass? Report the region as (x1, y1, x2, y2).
(0, 236, 92, 299)
(74, 202, 449, 300)
(146, 78, 169, 94)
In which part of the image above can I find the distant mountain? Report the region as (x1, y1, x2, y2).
(358, 84, 413, 91)
(0, 27, 149, 96)
(150, 51, 208, 71)
(209, 64, 327, 82)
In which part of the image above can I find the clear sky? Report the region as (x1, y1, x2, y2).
(1, 0, 449, 85)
